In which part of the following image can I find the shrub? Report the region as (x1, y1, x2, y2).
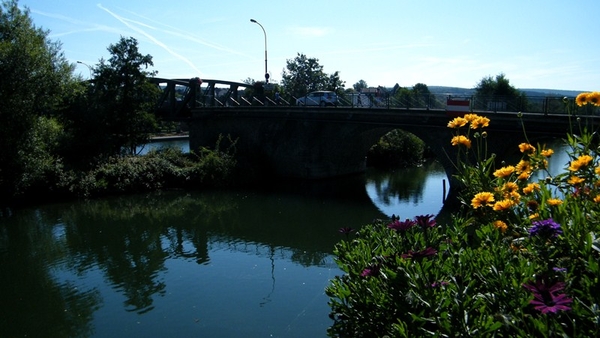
(367, 130, 426, 168)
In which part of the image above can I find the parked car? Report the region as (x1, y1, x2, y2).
(296, 91, 338, 107)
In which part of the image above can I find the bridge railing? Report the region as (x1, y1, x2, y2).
(152, 77, 597, 117)
(190, 91, 597, 116)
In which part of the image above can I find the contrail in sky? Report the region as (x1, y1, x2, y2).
(114, 5, 251, 58)
(97, 3, 204, 76)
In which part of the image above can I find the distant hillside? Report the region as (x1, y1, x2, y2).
(427, 86, 582, 98)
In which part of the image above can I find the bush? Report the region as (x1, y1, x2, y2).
(65, 135, 237, 198)
(367, 130, 426, 168)
(327, 97, 600, 337)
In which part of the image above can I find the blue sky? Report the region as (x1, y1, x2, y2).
(20, 0, 599, 91)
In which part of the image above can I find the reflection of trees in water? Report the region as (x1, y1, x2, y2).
(367, 161, 444, 205)
(0, 211, 101, 337)
(1, 185, 379, 334)
(61, 192, 237, 313)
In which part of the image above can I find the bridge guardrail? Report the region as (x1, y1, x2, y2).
(152, 78, 597, 118)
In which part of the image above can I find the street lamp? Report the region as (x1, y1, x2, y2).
(250, 19, 268, 83)
(76, 60, 92, 78)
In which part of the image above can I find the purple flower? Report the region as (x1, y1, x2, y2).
(430, 281, 449, 288)
(401, 247, 438, 260)
(553, 267, 567, 273)
(338, 227, 354, 235)
(360, 265, 380, 277)
(523, 278, 572, 314)
(415, 214, 436, 229)
(387, 219, 416, 231)
(529, 218, 563, 238)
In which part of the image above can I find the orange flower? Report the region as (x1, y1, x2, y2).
(470, 116, 490, 129)
(493, 199, 515, 211)
(463, 114, 479, 122)
(447, 117, 468, 128)
(569, 155, 593, 171)
(493, 166, 515, 178)
(451, 135, 471, 148)
(515, 160, 532, 174)
(588, 92, 600, 106)
(575, 92, 589, 107)
(523, 183, 540, 195)
(493, 220, 508, 233)
(541, 149, 554, 157)
(547, 198, 563, 206)
(519, 143, 536, 154)
(471, 192, 495, 209)
(568, 176, 585, 185)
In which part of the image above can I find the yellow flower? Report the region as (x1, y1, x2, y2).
(523, 183, 540, 194)
(463, 114, 479, 122)
(493, 166, 515, 178)
(493, 199, 514, 211)
(451, 135, 471, 148)
(541, 148, 554, 157)
(447, 117, 468, 128)
(470, 116, 490, 129)
(517, 171, 530, 180)
(568, 176, 585, 185)
(497, 182, 521, 202)
(519, 143, 536, 154)
(529, 213, 540, 220)
(594, 195, 600, 203)
(589, 92, 600, 106)
(515, 160, 532, 174)
(576, 92, 589, 106)
(569, 155, 593, 171)
(595, 166, 600, 175)
(493, 220, 508, 233)
(471, 192, 495, 209)
(547, 198, 562, 206)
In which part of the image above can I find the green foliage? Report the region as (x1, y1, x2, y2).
(88, 36, 160, 157)
(0, 0, 75, 197)
(353, 79, 368, 92)
(474, 73, 528, 111)
(280, 53, 345, 98)
(391, 84, 435, 108)
(69, 136, 236, 198)
(367, 130, 426, 168)
(327, 100, 600, 336)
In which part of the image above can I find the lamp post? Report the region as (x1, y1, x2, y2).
(76, 61, 92, 79)
(250, 19, 268, 83)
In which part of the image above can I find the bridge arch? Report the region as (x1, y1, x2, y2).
(186, 107, 598, 197)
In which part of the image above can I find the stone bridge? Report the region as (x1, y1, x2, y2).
(187, 106, 597, 191)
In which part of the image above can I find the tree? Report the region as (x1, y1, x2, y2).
(353, 80, 368, 92)
(89, 37, 160, 156)
(0, 0, 76, 197)
(412, 83, 431, 108)
(474, 73, 527, 111)
(280, 53, 345, 98)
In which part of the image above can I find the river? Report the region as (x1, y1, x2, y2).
(0, 138, 569, 337)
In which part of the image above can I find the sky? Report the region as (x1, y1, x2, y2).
(18, 0, 599, 91)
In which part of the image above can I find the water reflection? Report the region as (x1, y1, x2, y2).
(0, 178, 390, 337)
(366, 160, 448, 218)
